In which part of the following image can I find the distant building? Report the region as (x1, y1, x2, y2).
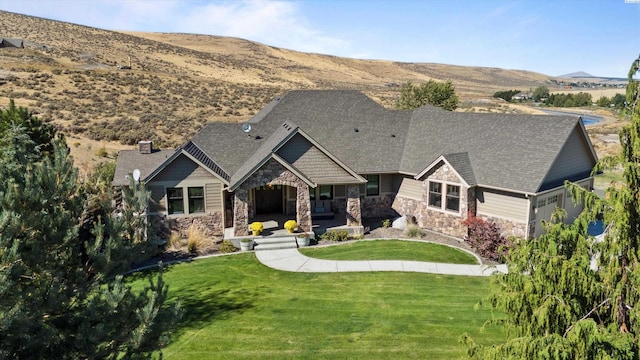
(0, 38, 24, 48)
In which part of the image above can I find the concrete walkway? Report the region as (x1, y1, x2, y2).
(255, 248, 508, 277)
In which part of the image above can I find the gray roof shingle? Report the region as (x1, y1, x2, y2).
(114, 90, 595, 194)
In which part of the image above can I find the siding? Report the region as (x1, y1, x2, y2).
(397, 178, 423, 200)
(148, 185, 166, 213)
(476, 188, 528, 222)
(380, 174, 394, 193)
(334, 185, 346, 197)
(276, 134, 353, 183)
(542, 127, 595, 186)
(205, 182, 222, 213)
(153, 154, 217, 182)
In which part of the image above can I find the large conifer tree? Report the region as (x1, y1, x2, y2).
(0, 110, 179, 358)
(464, 56, 640, 358)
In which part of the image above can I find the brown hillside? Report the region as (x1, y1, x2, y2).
(0, 10, 619, 171)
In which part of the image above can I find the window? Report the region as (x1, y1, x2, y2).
(188, 187, 205, 213)
(309, 186, 316, 201)
(319, 185, 333, 200)
(167, 188, 184, 214)
(446, 185, 460, 212)
(428, 182, 442, 207)
(366, 175, 380, 196)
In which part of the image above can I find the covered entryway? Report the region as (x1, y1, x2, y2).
(255, 186, 283, 214)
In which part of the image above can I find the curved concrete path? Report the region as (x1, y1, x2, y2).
(255, 248, 508, 277)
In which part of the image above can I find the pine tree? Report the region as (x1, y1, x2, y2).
(0, 125, 179, 359)
(463, 56, 640, 358)
(395, 80, 459, 110)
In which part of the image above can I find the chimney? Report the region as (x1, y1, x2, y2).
(138, 140, 152, 154)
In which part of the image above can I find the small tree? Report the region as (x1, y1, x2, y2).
(462, 214, 511, 262)
(533, 85, 549, 102)
(395, 80, 459, 111)
(0, 124, 180, 358)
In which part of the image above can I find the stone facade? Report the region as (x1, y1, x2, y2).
(234, 159, 311, 235)
(153, 212, 224, 240)
(478, 214, 528, 239)
(346, 184, 362, 226)
(391, 162, 471, 238)
(362, 194, 397, 218)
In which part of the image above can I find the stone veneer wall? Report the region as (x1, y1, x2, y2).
(477, 214, 528, 239)
(346, 184, 362, 226)
(234, 159, 311, 236)
(152, 213, 224, 240)
(392, 162, 471, 238)
(362, 194, 397, 218)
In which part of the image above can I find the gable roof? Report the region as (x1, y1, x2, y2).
(228, 121, 365, 190)
(416, 152, 476, 186)
(114, 90, 597, 194)
(112, 149, 173, 186)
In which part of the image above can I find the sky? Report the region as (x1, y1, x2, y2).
(1, 0, 639, 77)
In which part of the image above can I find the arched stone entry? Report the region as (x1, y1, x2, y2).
(233, 159, 311, 236)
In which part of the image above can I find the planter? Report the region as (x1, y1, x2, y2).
(240, 239, 253, 251)
(296, 234, 310, 247)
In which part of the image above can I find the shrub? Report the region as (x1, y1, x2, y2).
(284, 220, 297, 232)
(219, 240, 236, 253)
(95, 146, 107, 157)
(249, 222, 263, 233)
(186, 224, 208, 254)
(167, 232, 182, 251)
(462, 214, 511, 262)
(405, 224, 424, 238)
(381, 219, 391, 228)
(321, 230, 349, 242)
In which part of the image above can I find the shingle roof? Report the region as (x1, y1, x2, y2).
(114, 90, 596, 194)
(112, 149, 173, 186)
(401, 107, 587, 193)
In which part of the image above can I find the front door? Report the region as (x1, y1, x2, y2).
(255, 186, 283, 214)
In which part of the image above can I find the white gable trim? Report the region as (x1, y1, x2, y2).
(145, 149, 229, 185)
(414, 155, 470, 187)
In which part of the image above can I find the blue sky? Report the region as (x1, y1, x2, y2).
(1, 0, 639, 77)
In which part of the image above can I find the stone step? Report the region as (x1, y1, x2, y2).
(254, 236, 298, 245)
(254, 242, 298, 251)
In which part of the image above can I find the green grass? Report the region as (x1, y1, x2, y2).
(299, 240, 478, 264)
(132, 253, 505, 359)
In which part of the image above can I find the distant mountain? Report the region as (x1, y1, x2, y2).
(558, 71, 595, 78)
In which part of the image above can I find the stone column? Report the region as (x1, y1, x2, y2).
(296, 185, 312, 231)
(233, 189, 249, 236)
(346, 184, 361, 226)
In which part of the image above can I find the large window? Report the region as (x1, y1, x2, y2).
(366, 175, 380, 196)
(309, 186, 316, 201)
(319, 185, 333, 200)
(167, 188, 184, 214)
(188, 187, 205, 213)
(446, 185, 460, 212)
(428, 182, 442, 207)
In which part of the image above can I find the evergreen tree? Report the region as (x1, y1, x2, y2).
(0, 99, 57, 157)
(0, 125, 179, 359)
(395, 80, 459, 110)
(463, 55, 640, 359)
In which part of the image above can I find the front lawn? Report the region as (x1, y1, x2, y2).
(134, 253, 504, 359)
(300, 240, 478, 264)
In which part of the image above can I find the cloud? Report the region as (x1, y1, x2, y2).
(0, 0, 352, 55)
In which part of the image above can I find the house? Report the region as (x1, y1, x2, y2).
(0, 38, 24, 48)
(113, 90, 597, 240)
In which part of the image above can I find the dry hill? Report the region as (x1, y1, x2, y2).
(0, 10, 618, 170)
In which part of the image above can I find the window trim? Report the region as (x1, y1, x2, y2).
(427, 180, 462, 215)
(428, 181, 442, 208)
(188, 186, 205, 214)
(445, 184, 460, 212)
(167, 187, 184, 215)
(365, 174, 380, 196)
